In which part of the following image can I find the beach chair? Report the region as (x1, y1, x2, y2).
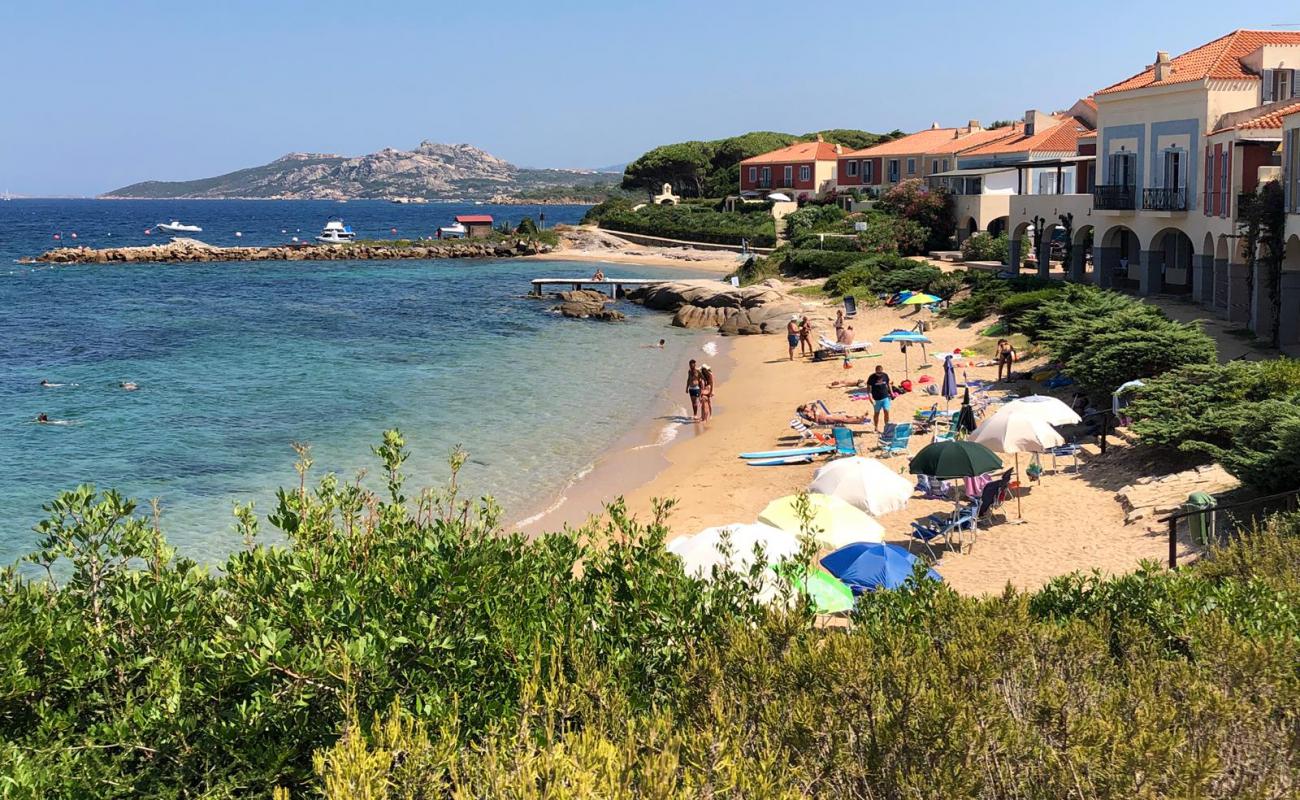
(1048, 443, 1083, 473)
(818, 336, 871, 354)
(878, 422, 912, 456)
(933, 413, 962, 443)
(831, 426, 857, 457)
(790, 418, 832, 444)
(910, 500, 980, 557)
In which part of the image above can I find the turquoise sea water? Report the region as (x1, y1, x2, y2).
(1, 200, 717, 564)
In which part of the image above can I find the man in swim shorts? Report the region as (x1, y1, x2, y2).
(786, 317, 800, 361)
(866, 365, 892, 432)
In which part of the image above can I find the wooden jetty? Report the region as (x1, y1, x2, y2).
(529, 278, 661, 298)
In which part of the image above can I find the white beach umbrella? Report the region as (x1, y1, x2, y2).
(766, 192, 793, 202)
(808, 457, 914, 517)
(969, 408, 1065, 518)
(758, 494, 885, 549)
(666, 523, 800, 580)
(1000, 395, 1081, 426)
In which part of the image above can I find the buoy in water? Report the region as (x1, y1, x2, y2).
(145, 228, 152, 234)
(281, 229, 287, 234)
(234, 231, 242, 238)
(291, 236, 299, 243)
(70, 232, 77, 239)
(390, 227, 397, 234)
(52, 233, 60, 240)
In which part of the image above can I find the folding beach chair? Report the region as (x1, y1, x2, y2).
(910, 500, 980, 557)
(878, 422, 913, 456)
(1048, 443, 1083, 473)
(790, 418, 832, 445)
(831, 426, 857, 457)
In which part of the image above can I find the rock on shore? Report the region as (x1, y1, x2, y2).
(628, 280, 802, 335)
(551, 289, 626, 322)
(30, 237, 553, 265)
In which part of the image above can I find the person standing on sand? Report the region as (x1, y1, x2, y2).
(996, 338, 1016, 382)
(866, 365, 892, 431)
(786, 317, 800, 361)
(699, 364, 715, 421)
(686, 359, 703, 420)
(798, 316, 814, 357)
(837, 324, 854, 346)
(834, 309, 845, 341)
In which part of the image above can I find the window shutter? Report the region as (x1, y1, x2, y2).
(1262, 69, 1274, 102)
(1292, 69, 1299, 98)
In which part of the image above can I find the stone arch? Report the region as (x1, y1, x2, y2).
(1286, 234, 1300, 271)
(1202, 232, 1216, 258)
(1097, 225, 1140, 290)
(1071, 224, 1095, 282)
(987, 216, 1008, 237)
(1008, 220, 1033, 270)
(1215, 235, 1230, 262)
(1148, 227, 1195, 295)
(964, 217, 978, 242)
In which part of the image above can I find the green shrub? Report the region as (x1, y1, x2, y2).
(999, 287, 1067, 330)
(871, 264, 943, 295)
(858, 213, 928, 256)
(876, 179, 956, 252)
(1052, 310, 1217, 398)
(781, 248, 864, 277)
(822, 260, 879, 295)
(790, 232, 861, 251)
(595, 203, 776, 246)
(961, 232, 1010, 263)
(783, 204, 848, 238)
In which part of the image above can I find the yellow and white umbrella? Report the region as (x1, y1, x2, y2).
(758, 494, 884, 549)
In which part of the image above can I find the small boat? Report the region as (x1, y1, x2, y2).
(437, 222, 467, 239)
(315, 219, 355, 244)
(157, 220, 202, 234)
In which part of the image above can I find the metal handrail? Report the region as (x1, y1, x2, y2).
(1142, 187, 1187, 211)
(1093, 184, 1136, 210)
(1156, 486, 1300, 569)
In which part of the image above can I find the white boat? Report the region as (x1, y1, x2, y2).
(315, 219, 356, 244)
(437, 222, 467, 239)
(157, 220, 202, 233)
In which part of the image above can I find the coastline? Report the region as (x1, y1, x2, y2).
(532, 293, 1183, 598)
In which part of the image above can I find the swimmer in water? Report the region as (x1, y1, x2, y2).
(36, 413, 49, 423)
(642, 339, 666, 349)
(120, 381, 139, 391)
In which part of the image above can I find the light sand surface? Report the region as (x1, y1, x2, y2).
(524, 225, 745, 273)
(546, 295, 1194, 597)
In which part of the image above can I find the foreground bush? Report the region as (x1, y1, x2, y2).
(592, 203, 776, 246)
(960, 231, 1010, 263)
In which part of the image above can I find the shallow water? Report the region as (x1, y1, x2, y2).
(0, 200, 719, 564)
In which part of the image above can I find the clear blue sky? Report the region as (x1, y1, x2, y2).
(1, 1, 1286, 196)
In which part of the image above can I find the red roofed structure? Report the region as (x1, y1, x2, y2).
(454, 214, 494, 238)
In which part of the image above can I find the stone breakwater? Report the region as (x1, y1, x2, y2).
(27, 237, 554, 265)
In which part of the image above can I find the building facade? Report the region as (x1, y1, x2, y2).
(836, 122, 1017, 195)
(739, 139, 841, 200)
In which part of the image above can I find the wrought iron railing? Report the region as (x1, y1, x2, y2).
(1092, 184, 1136, 210)
(1142, 187, 1187, 211)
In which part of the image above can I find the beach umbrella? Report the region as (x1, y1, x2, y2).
(908, 440, 1003, 479)
(758, 494, 884, 549)
(900, 293, 941, 305)
(820, 542, 941, 594)
(667, 523, 802, 604)
(956, 387, 977, 436)
(767, 192, 793, 202)
(808, 457, 914, 517)
(880, 329, 931, 377)
(941, 355, 959, 407)
(969, 406, 1065, 517)
(1001, 395, 1081, 426)
(773, 563, 855, 613)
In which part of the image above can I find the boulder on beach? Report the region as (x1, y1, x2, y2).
(628, 280, 801, 335)
(552, 289, 625, 321)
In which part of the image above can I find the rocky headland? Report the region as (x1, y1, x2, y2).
(29, 237, 553, 265)
(533, 279, 802, 333)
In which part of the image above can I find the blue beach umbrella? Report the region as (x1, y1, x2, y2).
(820, 542, 942, 594)
(942, 355, 959, 406)
(879, 329, 932, 377)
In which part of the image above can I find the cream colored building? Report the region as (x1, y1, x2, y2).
(1090, 30, 1300, 341)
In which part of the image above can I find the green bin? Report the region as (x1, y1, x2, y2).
(1184, 492, 1216, 546)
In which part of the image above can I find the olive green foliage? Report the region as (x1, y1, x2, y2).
(944, 272, 1057, 323)
(928, 271, 965, 303)
(871, 264, 944, 295)
(1128, 359, 1300, 493)
(514, 216, 539, 236)
(997, 286, 1068, 330)
(960, 232, 1010, 263)
(0, 435, 769, 795)
(876, 179, 955, 253)
(819, 255, 934, 296)
(589, 202, 776, 247)
(858, 211, 929, 256)
(779, 248, 863, 278)
(621, 130, 888, 198)
(782, 204, 849, 238)
(316, 526, 1300, 799)
(789, 232, 860, 251)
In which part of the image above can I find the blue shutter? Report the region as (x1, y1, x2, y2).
(1262, 69, 1274, 102)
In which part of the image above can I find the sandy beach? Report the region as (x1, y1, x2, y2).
(522, 268, 1199, 597)
(525, 225, 745, 273)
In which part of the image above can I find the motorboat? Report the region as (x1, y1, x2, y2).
(315, 219, 356, 244)
(157, 220, 202, 233)
(437, 222, 467, 239)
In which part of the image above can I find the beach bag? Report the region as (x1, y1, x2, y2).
(1026, 454, 1043, 481)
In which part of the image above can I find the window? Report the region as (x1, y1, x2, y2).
(1220, 150, 1229, 217)
(1163, 148, 1183, 190)
(864, 160, 874, 182)
(747, 166, 757, 183)
(907, 158, 916, 175)
(1204, 148, 1213, 215)
(760, 166, 770, 186)
(799, 165, 811, 182)
(943, 159, 950, 172)
(1109, 151, 1135, 187)
(783, 165, 793, 185)
(888, 159, 899, 181)
(846, 160, 858, 177)
(1263, 69, 1296, 102)
(1288, 129, 1300, 213)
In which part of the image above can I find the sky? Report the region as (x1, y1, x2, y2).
(1, 0, 1291, 196)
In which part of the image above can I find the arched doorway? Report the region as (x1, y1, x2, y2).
(1072, 224, 1095, 282)
(1213, 236, 1231, 310)
(987, 216, 1008, 237)
(1148, 227, 1194, 296)
(1098, 225, 1139, 290)
(964, 217, 978, 243)
(1009, 221, 1032, 271)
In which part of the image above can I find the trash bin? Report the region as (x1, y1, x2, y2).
(1184, 492, 1216, 546)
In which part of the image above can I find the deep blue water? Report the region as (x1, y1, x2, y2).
(0, 200, 717, 564)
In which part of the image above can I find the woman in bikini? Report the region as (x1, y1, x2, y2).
(798, 316, 814, 357)
(996, 338, 1017, 381)
(686, 359, 702, 420)
(699, 364, 715, 421)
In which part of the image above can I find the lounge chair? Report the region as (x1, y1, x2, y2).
(1048, 443, 1083, 473)
(790, 418, 832, 444)
(878, 422, 912, 456)
(910, 501, 980, 557)
(933, 414, 962, 443)
(818, 336, 871, 353)
(831, 426, 857, 457)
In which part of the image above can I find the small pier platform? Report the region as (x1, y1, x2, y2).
(530, 278, 661, 298)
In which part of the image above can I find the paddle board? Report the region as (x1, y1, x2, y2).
(738, 446, 833, 460)
(746, 454, 816, 467)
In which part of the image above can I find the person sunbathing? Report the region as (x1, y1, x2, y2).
(796, 404, 867, 425)
(827, 378, 867, 389)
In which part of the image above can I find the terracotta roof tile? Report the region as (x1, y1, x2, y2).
(960, 118, 1087, 156)
(842, 125, 1020, 158)
(741, 140, 840, 165)
(1097, 30, 1300, 95)
(1210, 99, 1300, 134)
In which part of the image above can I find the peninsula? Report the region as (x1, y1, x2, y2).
(28, 236, 554, 264)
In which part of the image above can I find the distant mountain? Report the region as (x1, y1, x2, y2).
(101, 142, 617, 201)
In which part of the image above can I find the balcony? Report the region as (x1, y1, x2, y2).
(1093, 184, 1136, 211)
(1142, 188, 1187, 212)
(757, 179, 772, 189)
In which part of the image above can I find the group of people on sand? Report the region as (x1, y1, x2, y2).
(802, 365, 896, 431)
(685, 359, 715, 422)
(787, 310, 860, 361)
(34, 379, 137, 425)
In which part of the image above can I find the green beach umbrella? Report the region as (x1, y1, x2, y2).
(907, 440, 1003, 479)
(774, 563, 855, 614)
(900, 293, 941, 305)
